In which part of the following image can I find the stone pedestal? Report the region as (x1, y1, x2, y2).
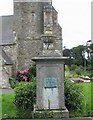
(32, 57, 69, 118)
(32, 10, 69, 117)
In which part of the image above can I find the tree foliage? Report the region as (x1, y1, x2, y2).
(89, 43, 93, 77)
(63, 48, 72, 65)
(70, 45, 85, 66)
(63, 44, 93, 74)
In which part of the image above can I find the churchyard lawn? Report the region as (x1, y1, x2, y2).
(1, 82, 93, 119)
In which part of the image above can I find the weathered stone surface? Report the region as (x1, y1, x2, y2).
(2, 44, 18, 76)
(1, 1, 64, 89)
(33, 57, 66, 109)
(1, 16, 14, 45)
(1, 1, 63, 74)
(0, 65, 12, 88)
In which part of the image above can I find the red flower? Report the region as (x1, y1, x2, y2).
(18, 69, 28, 74)
(22, 76, 28, 81)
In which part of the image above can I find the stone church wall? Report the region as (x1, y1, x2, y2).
(13, 2, 45, 70)
(1, 1, 63, 77)
(2, 43, 18, 76)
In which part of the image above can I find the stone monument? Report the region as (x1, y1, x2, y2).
(32, 3, 69, 118)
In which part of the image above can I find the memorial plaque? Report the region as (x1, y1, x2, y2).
(44, 77, 57, 88)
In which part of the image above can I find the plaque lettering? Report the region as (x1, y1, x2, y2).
(44, 77, 57, 88)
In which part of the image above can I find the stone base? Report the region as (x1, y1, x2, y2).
(34, 108, 69, 118)
(1, 83, 11, 89)
(52, 109, 69, 118)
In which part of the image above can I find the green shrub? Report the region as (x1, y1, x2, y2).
(64, 77, 84, 116)
(14, 82, 36, 111)
(75, 67, 82, 75)
(28, 63, 36, 78)
(9, 78, 17, 89)
(15, 108, 34, 119)
(70, 64, 78, 71)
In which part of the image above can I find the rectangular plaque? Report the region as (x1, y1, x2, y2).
(44, 77, 57, 88)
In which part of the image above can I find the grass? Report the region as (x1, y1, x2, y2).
(91, 82, 93, 116)
(1, 82, 93, 118)
(2, 93, 17, 118)
(0, 95, 2, 120)
(79, 82, 93, 116)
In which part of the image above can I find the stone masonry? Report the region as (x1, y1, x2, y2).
(13, 1, 63, 70)
(1, 0, 63, 87)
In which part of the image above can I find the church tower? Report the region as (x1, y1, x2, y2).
(13, 0, 63, 70)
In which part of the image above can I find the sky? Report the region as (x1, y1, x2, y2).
(0, 0, 92, 49)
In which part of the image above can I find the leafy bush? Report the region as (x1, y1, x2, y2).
(64, 77, 84, 115)
(14, 82, 36, 111)
(70, 65, 84, 76)
(28, 63, 36, 78)
(9, 78, 17, 89)
(90, 56, 93, 78)
(15, 108, 34, 119)
(75, 67, 82, 76)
